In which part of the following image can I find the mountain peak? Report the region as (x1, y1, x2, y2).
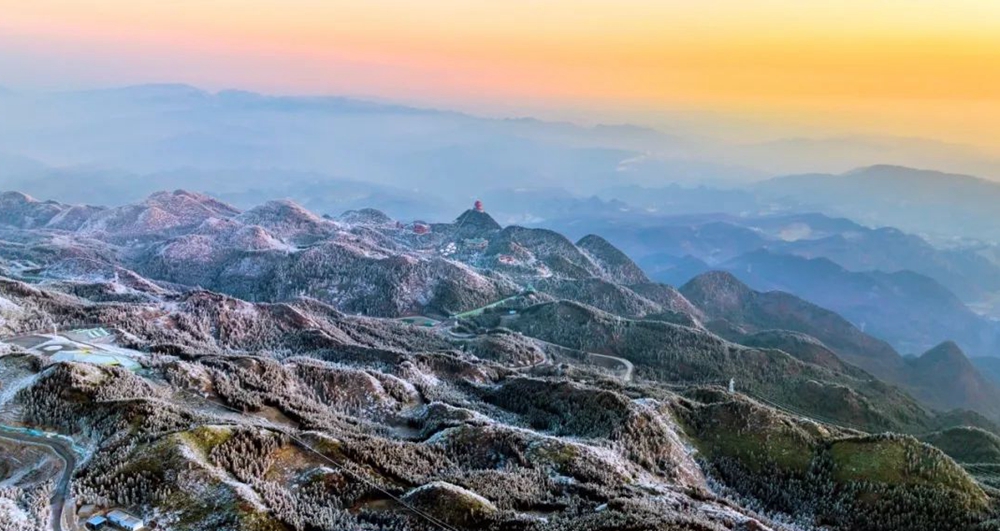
(239, 199, 325, 223)
(920, 341, 968, 364)
(842, 164, 985, 184)
(576, 234, 649, 284)
(338, 208, 394, 225)
(680, 270, 753, 312)
(144, 189, 241, 217)
(72, 190, 239, 239)
(0, 191, 80, 230)
(235, 199, 338, 244)
(0, 190, 36, 204)
(847, 164, 915, 175)
(109, 83, 207, 99)
(455, 208, 501, 232)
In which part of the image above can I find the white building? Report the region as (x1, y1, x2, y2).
(107, 510, 146, 531)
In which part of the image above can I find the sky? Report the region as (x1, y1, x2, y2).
(2, 0, 1000, 147)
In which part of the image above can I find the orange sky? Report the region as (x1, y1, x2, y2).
(2, 0, 1000, 146)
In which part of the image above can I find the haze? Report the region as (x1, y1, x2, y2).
(3, 0, 1000, 149)
(3, 0, 1000, 241)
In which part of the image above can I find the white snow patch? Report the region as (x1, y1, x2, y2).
(0, 296, 20, 313)
(0, 372, 41, 409)
(0, 498, 30, 526)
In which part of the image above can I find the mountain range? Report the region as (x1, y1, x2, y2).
(681, 270, 1000, 419)
(544, 208, 1000, 356)
(4, 188, 1000, 529)
(0, 84, 760, 218)
(8, 85, 1000, 237)
(4, 188, 999, 414)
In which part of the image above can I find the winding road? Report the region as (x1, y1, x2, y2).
(530, 337, 634, 382)
(0, 427, 78, 531)
(584, 351, 634, 382)
(440, 290, 637, 382)
(440, 318, 634, 382)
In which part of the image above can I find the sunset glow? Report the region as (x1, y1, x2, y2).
(3, 0, 1000, 145)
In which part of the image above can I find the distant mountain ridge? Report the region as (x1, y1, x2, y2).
(757, 164, 1000, 241)
(548, 208, 1000, 358)
(1, 84, 759, 218)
